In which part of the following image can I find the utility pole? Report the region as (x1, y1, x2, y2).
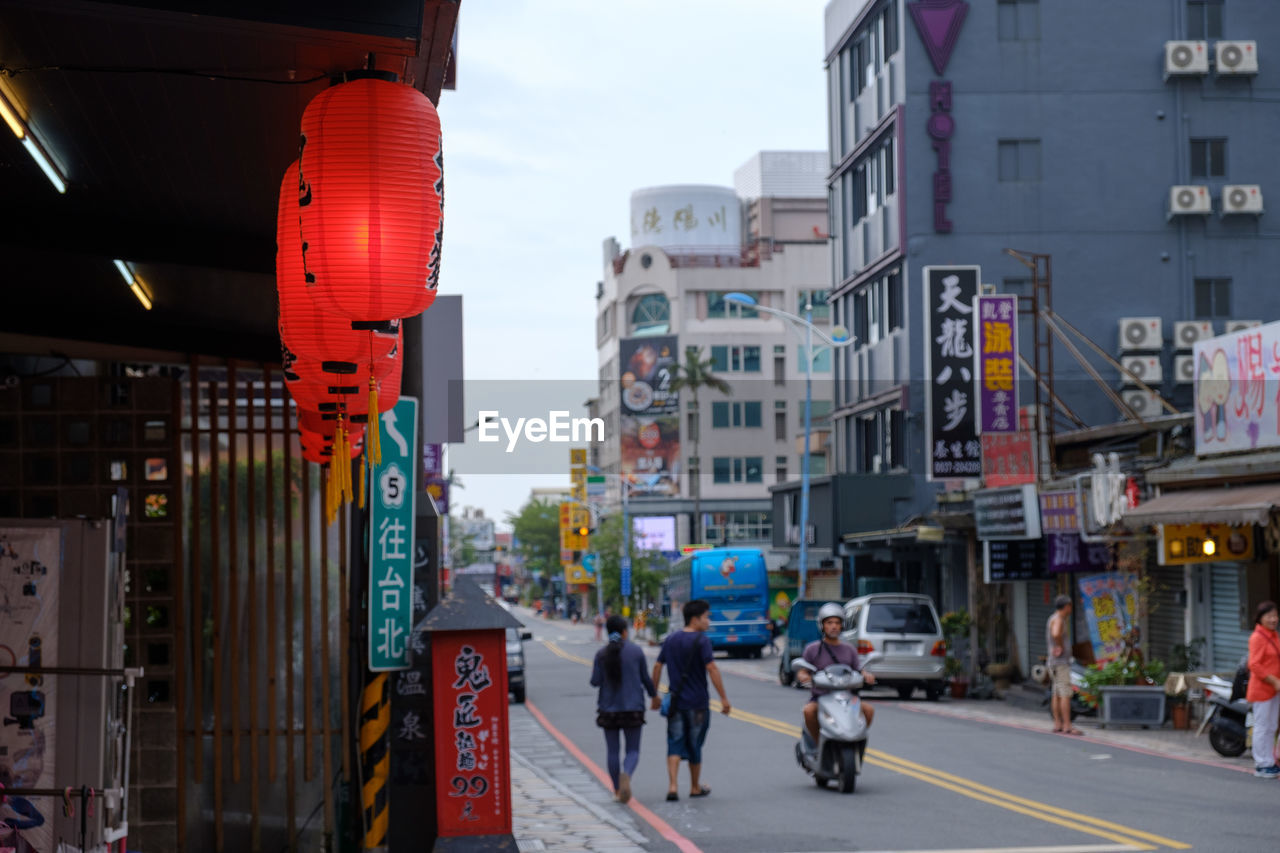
(1005, 249, 1054, 481)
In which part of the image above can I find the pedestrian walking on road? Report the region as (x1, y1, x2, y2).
(594, 611, 605, 642)
(1046, 594, 1082, 736)
(650, 599, 731, 802)
(590, 614, 656, 803)
(1246, 600, 1280, 778)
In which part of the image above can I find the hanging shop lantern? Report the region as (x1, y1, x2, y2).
(298, 75, 444, 322)
(276, 161, 402, 364)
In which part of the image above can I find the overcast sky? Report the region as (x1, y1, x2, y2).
(435, 0, 829, 527)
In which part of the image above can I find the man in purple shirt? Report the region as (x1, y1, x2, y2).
(797, 602, 875, 745)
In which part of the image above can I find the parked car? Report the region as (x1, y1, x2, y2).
(778, 599, 828, 687)
(841, 593, 947, 701)
(507, 626, 532, 703)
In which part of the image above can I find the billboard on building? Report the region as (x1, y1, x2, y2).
(619, 335, 680, 497)
(923, 266, 981, 479)
(974, 294, 1018, 433)
(1193, 320, 1280, 455)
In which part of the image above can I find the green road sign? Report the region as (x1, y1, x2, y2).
(369, 396, 418, 671)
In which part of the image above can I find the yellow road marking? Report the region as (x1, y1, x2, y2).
(544, 640, 1189, 850)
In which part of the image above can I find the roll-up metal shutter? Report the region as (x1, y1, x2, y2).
(1026, 580, 1058, 664)
(1210, 564, 1250, 670)
(1147, 565, 1185, 666)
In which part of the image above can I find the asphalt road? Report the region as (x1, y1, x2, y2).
(514, 606, 1276, 853)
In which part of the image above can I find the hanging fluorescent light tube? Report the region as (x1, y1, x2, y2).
(0, 87, 67, 193)
(0, 95, 25, 139)
(113, 259, 153, 311)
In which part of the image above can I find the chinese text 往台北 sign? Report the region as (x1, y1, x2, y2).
(924, 266, 981, 479)
(975, 294, 1018, 433)
(369, 396, 419, 671)
(433, 630, 511, 837)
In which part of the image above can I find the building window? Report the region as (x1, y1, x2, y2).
(798, 346, 833, 373)
(858, 414, 880, 473)
(775, 401, 787, 441)
(712, 456, 764, 484)
(775, 455, 788, 482)
(797, 289, 831, 322)
(805, 453, 828, 477)
(1194, 278, 1231, 320)
(800, 400, 835, 427)
(1190, 138, 1227, 179)
(710, 345, 761, 373)
(886, 271, 903, 333)
(630, 293, 670, 335)
(1186, 0, 1224, 40)
(706, 291, 759, 319)
(998, 139, 1041, 182)
(711, 401, 762, 428)
(850, 136, 895, 224)
(705, 511, 772, 544)
(997, 0, 1040, 41)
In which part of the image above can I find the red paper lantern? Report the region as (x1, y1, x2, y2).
(277, 161, 401, 364)
(282, 329, 402, 416)
(298, 76, 443, 322)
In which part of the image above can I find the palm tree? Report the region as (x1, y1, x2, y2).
(669, 346, 731, 542)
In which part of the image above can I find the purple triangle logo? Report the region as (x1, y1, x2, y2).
(908, 0, 969, 76)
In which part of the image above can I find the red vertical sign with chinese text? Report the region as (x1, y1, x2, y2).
(432, 630, 511, 837)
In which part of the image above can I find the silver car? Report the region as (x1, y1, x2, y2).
(840, 593, 947, 701)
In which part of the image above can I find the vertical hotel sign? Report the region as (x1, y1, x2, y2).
(909, 0, 969, 232)
(975, 294, 1018, 433)
(369, 397, 419, 671)
(924, 266, 981, 479)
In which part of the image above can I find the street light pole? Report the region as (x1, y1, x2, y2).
(722, 292, 855, 602)
(798, 299, 813, 599)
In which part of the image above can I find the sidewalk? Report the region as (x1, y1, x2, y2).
(510, 704, 650, 853)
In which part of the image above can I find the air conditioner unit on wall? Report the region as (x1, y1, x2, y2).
(1174, 320, 1215, 349)
(1122, 389, 1162, 418)
(1119, 355, 1162, 385)
(1169, 185, 1212, 217)
(1225, 319, 1262, 334)
(1119, 317, 1163, 351)
(1222, 184, 1264, 215)
(1174, 354, 1196, 384)
(1165, 40, 1209, 77)
(1215, 40, 1258, 75)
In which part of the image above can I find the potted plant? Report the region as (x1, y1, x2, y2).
(1078, 640, 1168, 727)
(945, 655, 968, 698)
(1167, 689, 1191, 729)
(940, 609, 972, 698)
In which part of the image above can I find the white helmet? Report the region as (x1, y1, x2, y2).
(816, 602, 844, 628)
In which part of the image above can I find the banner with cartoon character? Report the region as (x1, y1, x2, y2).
(0, 526, 60, 853)
(618, 336, 681, 497)
(1194, 320, 1280, 455)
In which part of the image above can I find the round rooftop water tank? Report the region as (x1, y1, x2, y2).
(629, 185, 741, 255)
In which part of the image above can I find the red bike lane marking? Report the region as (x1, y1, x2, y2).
(525, 700, 704, 853)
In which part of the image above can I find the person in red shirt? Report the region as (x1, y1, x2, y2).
(1246, 600, 1280, 778)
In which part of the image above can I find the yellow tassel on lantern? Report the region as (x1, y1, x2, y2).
(368, 374, 382, 466)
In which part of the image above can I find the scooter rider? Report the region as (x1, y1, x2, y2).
(797, 603, 875, 746)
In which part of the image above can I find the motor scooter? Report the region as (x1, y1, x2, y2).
(791, 658, 868, 794)
(1033, 660, 1096, 721)
(1198, 671, 1252, 757)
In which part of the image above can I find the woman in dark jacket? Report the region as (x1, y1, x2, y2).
(590, 614, 656, 803)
